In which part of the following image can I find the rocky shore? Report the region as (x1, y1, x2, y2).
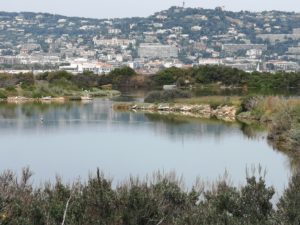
(6, 96, 66, 104)
(3, 90, 121, 104)
(114, 103, 238, 122)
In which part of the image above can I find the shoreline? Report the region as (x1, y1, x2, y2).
(114, 102, 238, 122)
(114, 98, 300, 157)
(1, 90, 121, 104)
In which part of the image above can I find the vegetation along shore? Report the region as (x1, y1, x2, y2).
(1, 167, 300, 225)
(1, 65, 300, 101)
(115, 93, 300, 156)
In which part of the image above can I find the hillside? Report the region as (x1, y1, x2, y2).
(0, 7, 300, 66)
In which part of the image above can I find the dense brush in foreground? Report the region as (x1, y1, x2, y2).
(0, 168, 300, 225)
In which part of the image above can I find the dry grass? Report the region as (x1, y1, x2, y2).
(175, 96, 242, 107)
(254, 96, 300, 120)
(113, 103, 132, 111)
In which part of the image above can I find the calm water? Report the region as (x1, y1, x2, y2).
(0, 97, 291, 194)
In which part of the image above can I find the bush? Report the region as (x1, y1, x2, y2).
(47, 71, 72, 83)
(5, 168, 300, 225)
(268, 108, 293, 140)
(105, 67, 138, 87)
(0, 90, 7, 99)
(276, 172, 300, 224)
(240, 95, 261, 112)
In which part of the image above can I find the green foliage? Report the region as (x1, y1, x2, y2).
(239, 96, 300, 153)
(2, 66, 300, 95)
(83, 170, 118, 225)
(109, 66, 136, 77)
(106, 66, 137, 87)
(238, 176, 275, 224)
(249, 71, 300, 90)
(0, 73, 34, 88)
(150, 66, 300, 91)
(240, 95, 261, 112)
(151, 65, 250, 87)
(152, 67, 184, 85)
(3, 168, 300, 225)
(276, 172, 300, 224)
(288, 124, 300, 146)
(0, 89, 8, 99)
(46, 71, 72, 83)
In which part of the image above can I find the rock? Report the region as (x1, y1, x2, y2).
(158, 104, 170, 111)
(114, 102, 238, 122)
(180, 105, 193, 111)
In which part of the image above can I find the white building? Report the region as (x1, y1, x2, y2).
(93, 37, 135, 48)
(199, 58, 222, 65)
(59, 59, 114, 74)
(138, 43, 178, 59)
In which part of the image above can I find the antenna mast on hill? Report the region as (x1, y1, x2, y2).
(182, 1, 186, 8)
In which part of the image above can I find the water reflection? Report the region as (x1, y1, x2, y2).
(0, 99, 292, 195)
(0, 100, 264, 141)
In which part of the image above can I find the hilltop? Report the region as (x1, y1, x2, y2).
(0, 7, 300, 72)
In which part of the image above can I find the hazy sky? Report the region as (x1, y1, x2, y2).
(1, 0, 299, 19)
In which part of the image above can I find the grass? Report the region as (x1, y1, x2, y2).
(88, 88, 120, 97)
(239, 96, 300, 154)
(175, 96, 242, 108)
(0, 81, 120, 99)
(248, 96, 300, 121)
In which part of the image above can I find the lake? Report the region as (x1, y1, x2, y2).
(0, 96, 292, 195)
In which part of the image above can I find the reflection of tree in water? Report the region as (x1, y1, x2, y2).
(240, 121, 300, 173)
(20, 102, 76, 116)
(21, 103, 49, 117)
(0, 103, 17, 119)
(145, 113, 188, 125)
(239, 122, 266, 140)
(0, 102, 88, 130)
(267, 138, 300, 173)
(0, 102, 77, 119)
(145, 113, 300, 174)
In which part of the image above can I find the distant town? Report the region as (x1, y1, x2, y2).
(0, 6, 300, 75)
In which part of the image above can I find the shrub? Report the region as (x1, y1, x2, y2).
(6, 168, 300, 225)
(0, 90, 7, 99)
(276, 172, 300, 224)
(240, 95, 261, 112)
(47, 71, 72, 83)
(269, 108, 293, 139)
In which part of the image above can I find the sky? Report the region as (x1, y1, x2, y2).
(1, 0, 299, 19)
